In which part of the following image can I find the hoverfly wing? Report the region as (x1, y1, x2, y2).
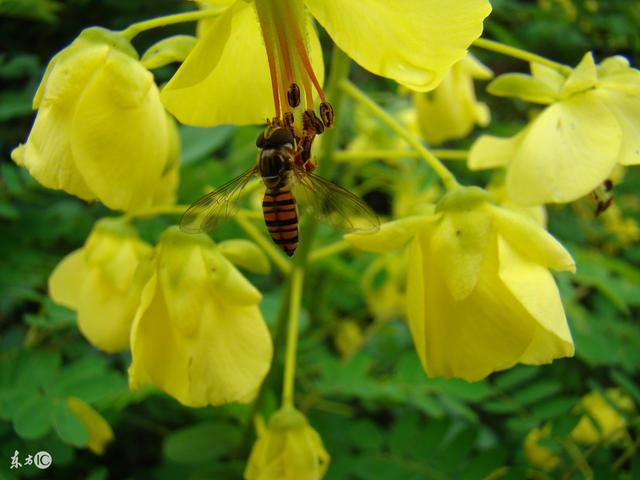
(180, 167, 258, 234)
(292, 167, 379, 233)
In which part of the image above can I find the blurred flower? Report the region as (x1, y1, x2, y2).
(571, 389, 634, 445)
(347, 186, 575, 381)
(524, 424, 560, 471)
(161, 0, 492, 126)
(129, 227, 272, 407)
(469, 53, 640, 205)
(333, 320, 364, 359)
(11, 27, 178, 212)
(49, 218, 153, 353)
(362, 254, 406, 323)
(413, 53, 493, 144)
(245, 406, 329, 480)
(66, 397, 114, 455)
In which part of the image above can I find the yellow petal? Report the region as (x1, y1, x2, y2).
(141, 35, 197, 70)
(129, 231, 272, 407)
(218, 239, 271, 275)
(49, 249, 88, 309)
(431, 208, 492, 301)
(18, 45, 109, 201)
(594, 89, 640, 166)
(70, 50, 168, 211)
(488, 73, 558, 104)
(161, 0, 322, 127)
(345, 215, 433, 253)
(406, 232, 537, 381)
(524, 425, 560, 471)
(468, 130, 525, 170)
(66, 397, 114, 455)
(560, 52, 597, 98)
(489, 205, 575, 272)
(496, 237, 574, 364)
(531, 63, 565, 93)
(506, 92, 621, 204)
(306, 0, 491, 91)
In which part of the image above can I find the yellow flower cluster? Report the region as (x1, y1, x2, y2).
(50, 221, 273, 407)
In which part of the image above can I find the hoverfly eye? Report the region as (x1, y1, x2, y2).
(256, 131, 266, 148)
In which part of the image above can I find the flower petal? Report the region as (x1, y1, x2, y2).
(407, 232, 537, 381)
(345, 215, 434, 253)
(161, 1, 323, 126)
(49, 249, 88, 309)
(66, 397, 114, 455)
(531, 63, 565, 93)
(595, 89, 640, 166)
(497, 237, 574, 364)
(306, 0, 491, 91)
(489, 205, 575, 272)
(431, 208, 492, 301)
(488, 73, 558, 104)
(506, 92, 621, 204)
(141, 35, 197, 70)
(70, 50, 168, 211)
(468, 130, 525, 170)
(560, 52, 597, 98)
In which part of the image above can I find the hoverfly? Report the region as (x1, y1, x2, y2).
(180, 126, 379, 256)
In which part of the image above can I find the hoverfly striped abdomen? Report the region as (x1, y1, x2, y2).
(263, 183, 299, 257)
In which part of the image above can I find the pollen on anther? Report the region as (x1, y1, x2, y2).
(320, 102, 334, 128)
(287, 83, 301, 108)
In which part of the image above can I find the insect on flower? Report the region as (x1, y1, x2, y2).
(180, 123, 379, 256)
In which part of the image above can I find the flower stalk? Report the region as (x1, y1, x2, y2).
(473, 38, 573, 75)
(340, 79, 460, 190)
(120, 8, 225, 40)
(282, 266, 304, 406)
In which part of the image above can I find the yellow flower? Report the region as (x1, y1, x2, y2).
(333, 320, 364, 359)
(469, 53, 640, 205)
(49, 218, 153, 353)
(245, 406, 330, 480)
(347, 187, 575, 381)
(571, 389, 634, 445)
(524, 424, 560, 471)
(11, 27, 178, 212)
(161, 0, 492, 127)
(413, 53, 493, 144)
(66, 397, 114, 455)
(129, 227, 272, 407)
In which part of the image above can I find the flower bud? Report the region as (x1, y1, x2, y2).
(66, 397, 114, 455)
(12, 27, 177, 212)
(245, 406, 330, 480)
(128, 227, 272, 407)
(49, 218, 153, 353)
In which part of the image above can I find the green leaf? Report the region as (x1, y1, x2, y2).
(163, 422, 240, 464)
(531, 396, 577, 420)
(462, 447, 508, 480)
(348, 420, 384, 452)
(14, 350, 61, 390)
(510, 380, 562, 406)
(493, 365, 539, 390)
(12, 394, 53, 440)
(52, 401, 88, 446)
(180, 125, 235, 165)
(611, 370, 640, 405)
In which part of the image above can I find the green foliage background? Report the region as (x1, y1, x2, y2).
(1, 0, 639, 478)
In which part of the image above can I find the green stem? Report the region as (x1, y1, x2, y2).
(282, 266, 304, 406)
(334, 149, 468, 162)
(309, 239, 350, 263)
(340, 79, 459, 191)
(120, 8, 224, 40)
(473, 38, 573, 75)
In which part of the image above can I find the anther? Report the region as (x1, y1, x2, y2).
(310, 111, 325, 134)
(283, 111, 295, 130)
(320, 102, 334, 128)
(287, 83, 301, 108)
